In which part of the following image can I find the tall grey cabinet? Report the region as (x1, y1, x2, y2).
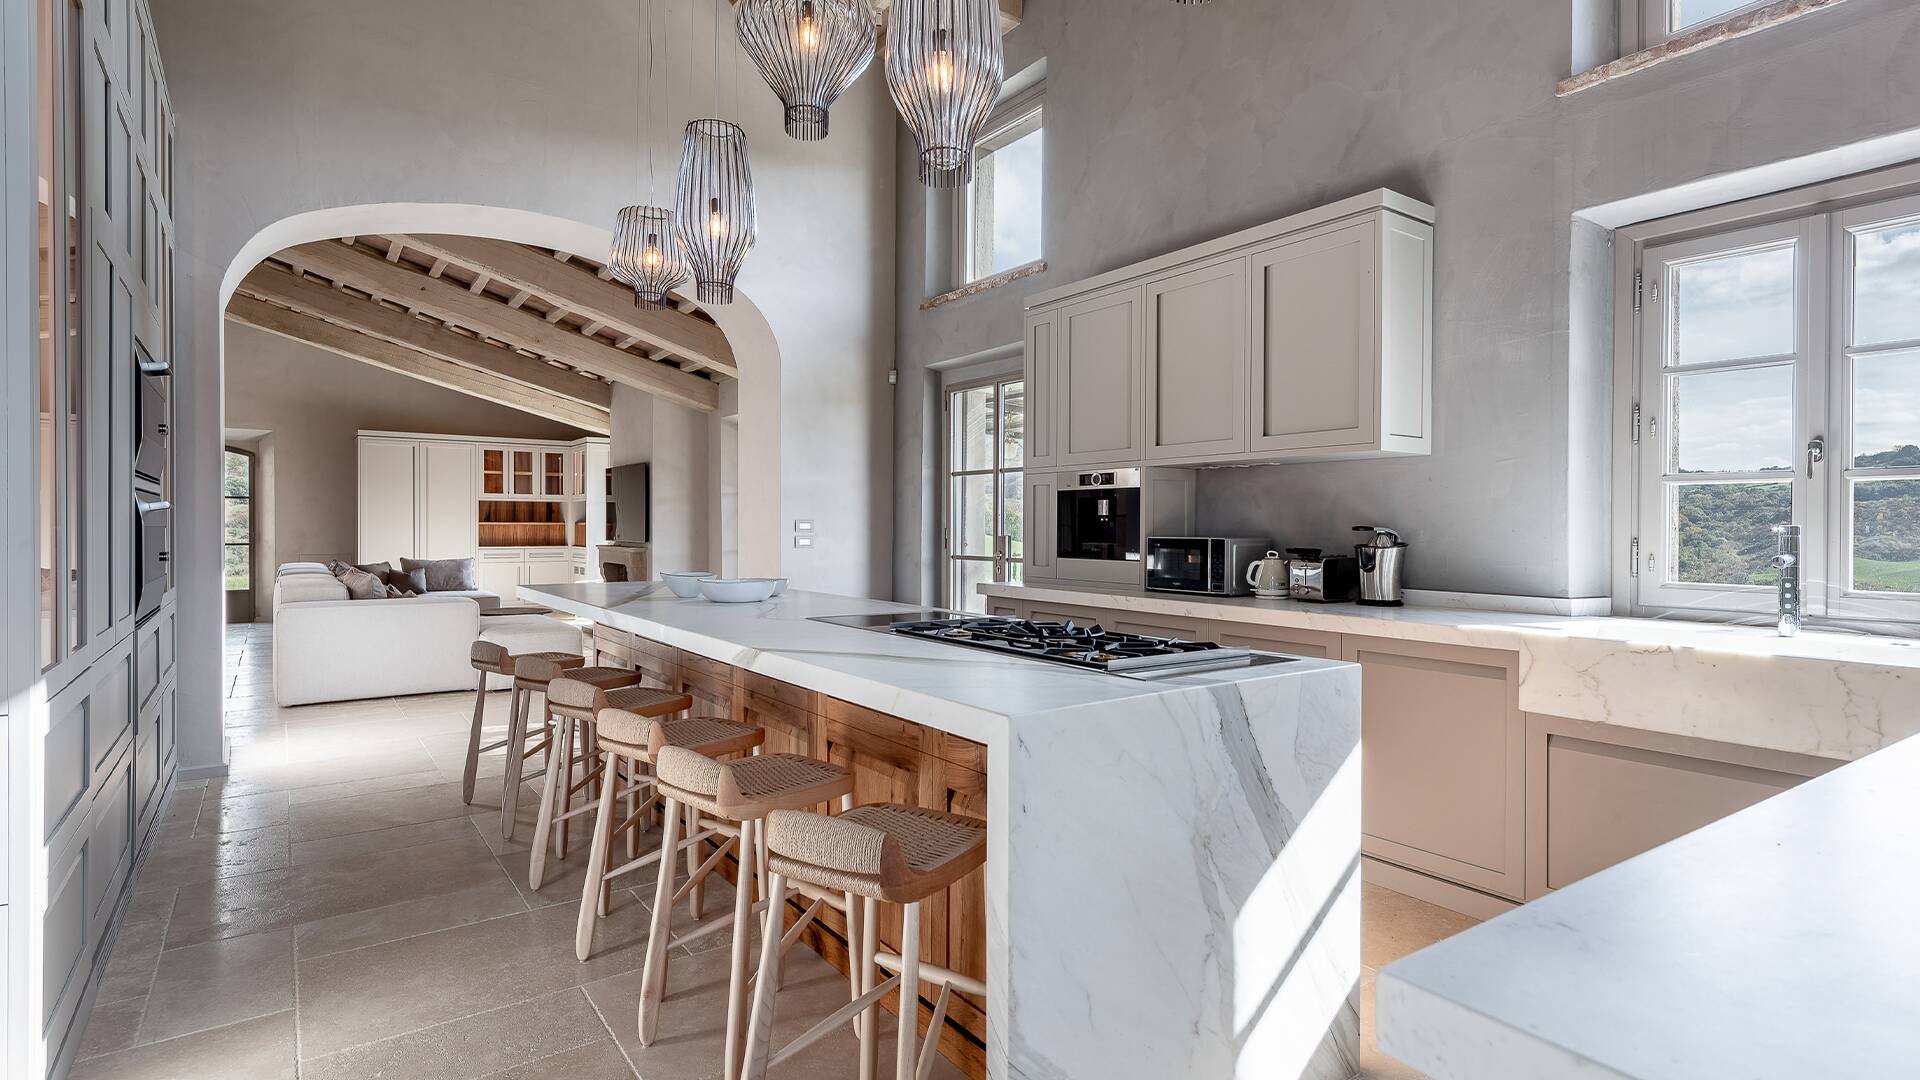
(7, 0, 178, 1075)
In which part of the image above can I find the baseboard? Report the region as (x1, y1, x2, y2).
(177, 744, 231, 782)
(1363, 856, 1521, 922)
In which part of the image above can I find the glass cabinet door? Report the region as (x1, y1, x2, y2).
(481, 449, 505, 495)
(542, 452, 565, 497)
(511, 450, 534, 495)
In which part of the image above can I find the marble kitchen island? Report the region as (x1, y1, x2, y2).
(520, 582, 1363, 1080)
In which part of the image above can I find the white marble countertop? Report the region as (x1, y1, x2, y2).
(982, 582, 1920, 760)
(1376, 730, 1920, 1079)
(519, 582, 1351, 744)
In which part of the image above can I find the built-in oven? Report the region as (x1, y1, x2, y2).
(1146, 536, 1271, 596)
(136, 496, 171, 623)
(135, 342, 170, 491)
(1057, 468, 1141, 563)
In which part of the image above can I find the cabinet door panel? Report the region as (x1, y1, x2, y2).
(1346, 635, 1523, 898)
(1025, 313, 1057, 468)
(1145, 259, 1247, 460)
(1058, 288, 1143, 466)
(475, 551, 524, 598)
(420, 442, 478, 559)
(1021, 474, 1054, 581)
(1208, 622, 1343, 660)
(359, 440, 420, 565)
(1106, 613, 1208, 641)
(1249, 219, 1378, 453)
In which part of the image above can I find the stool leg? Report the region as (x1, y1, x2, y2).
(741, 871, 788, 1080)
(637, 795, 684, 1046)
(499, 687, 528, 839)
(722, 816, 758, 1080)
(575, 749, 621, 962)
(553, 715, 576, 863)
(462, 672, 488, 804)
(624, 757, 642, 860)
(897, 901, 922, 1080)
(687, 803, 705, 920)
(859, 895, 879, 1080)
(529, 714, 570, 890)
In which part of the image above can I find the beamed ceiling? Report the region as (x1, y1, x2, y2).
(225, 234, 742, 432)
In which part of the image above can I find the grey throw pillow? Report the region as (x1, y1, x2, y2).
(354, 561, 394, 579)
(336, 566, 388, 600)
(401, 557, 478, 592)
(386, 567, 429, 595)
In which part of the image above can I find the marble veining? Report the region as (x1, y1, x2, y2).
(520, 583, 1364, 1080)
(983, 582, 1920, 761)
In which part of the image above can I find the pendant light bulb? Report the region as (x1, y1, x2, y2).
(798, 0, 820, 49)
(930, 27, 954, 92)
(708, 198, 727, 240)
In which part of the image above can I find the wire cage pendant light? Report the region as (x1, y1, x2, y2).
(737, 0, 876, 141)
(885, 0, 1004, 188)
(674, 118, 758, 305)
(609, 205, 689, 309)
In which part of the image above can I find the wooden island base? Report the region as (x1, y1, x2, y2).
(591, 624, 990, 1079)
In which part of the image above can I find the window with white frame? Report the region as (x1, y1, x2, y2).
(1623, 186, 1920, 622)
(944, 376, 1024, 613)
(1622, 0, 1774, 52)
(955, 96, 1043, 286)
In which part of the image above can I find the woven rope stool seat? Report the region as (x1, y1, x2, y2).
(744, 803, 988, 1080)
(545, 668, 653, 716)
(511, 651, 589, 688)
(655, 745, 853, 819)
(765, 803, 986, 904)
(469, 640, 518, 677)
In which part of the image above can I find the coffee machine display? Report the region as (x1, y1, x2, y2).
(1353, 526, 1407, 606)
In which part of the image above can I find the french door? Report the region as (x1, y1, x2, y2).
(945, 376, 1025, 613)
(224, 447, 255, 623)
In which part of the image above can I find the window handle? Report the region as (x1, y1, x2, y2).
(1807, 436, 1825, 479)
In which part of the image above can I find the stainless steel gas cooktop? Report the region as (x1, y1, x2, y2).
(813, 610, 1280, 677)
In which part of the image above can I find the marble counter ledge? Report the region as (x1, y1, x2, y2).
(1376, 731, 1920, 1080)
(981, 582, 1920, 761)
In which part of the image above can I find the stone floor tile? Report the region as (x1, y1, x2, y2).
(293, 899, 654, 1058)
(300, 988, 609, 1080)
(1359, 884, 1479, 969)
(290, 813, 486, 866)
(136, 929, 294, 1044)
(195, 790, 292, 834)
(482, 1036, 636, 1079)
(73, 997, 145, 1061)
(67, 1010, 297, 1080)
(293, 877, 529, 960)
(134, 825, 290, 890)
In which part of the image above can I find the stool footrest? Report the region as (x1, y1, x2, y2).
(871, 952, 986, 998)
(768, 974, 902, 1070)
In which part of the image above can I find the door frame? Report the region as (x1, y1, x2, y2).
(222, 445, 256, 624)
(942, 373, 1025, 612)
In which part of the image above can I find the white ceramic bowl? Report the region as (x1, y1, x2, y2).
(660, 570, 716, 598)
(697, 577, 781, 604)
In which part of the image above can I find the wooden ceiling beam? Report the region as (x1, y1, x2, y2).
(237, 266, 613, 409)
(396, 233, 739, 379)
(286, 240, 719, 412)
(226, 296, 610, 434)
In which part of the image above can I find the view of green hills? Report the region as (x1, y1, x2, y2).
(1676, 445, 1920, 592)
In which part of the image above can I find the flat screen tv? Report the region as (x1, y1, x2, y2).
(607, 462, 650, 544)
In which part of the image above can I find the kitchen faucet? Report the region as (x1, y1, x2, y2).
(1771, 524, 1802, 637)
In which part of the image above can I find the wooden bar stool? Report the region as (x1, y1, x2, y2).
(741, 804, 987, 1080)
(573, 710, 767, 963)
(534, 673, 692, 891)
(638, 745, 856, 1080)
(495, 652, 611, 840)
(464, 642, 583, 818)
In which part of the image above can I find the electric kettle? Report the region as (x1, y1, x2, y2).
(1353, 525, 1407, 606)
(1244, 550, 1290, 599)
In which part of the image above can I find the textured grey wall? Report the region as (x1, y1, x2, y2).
(892, 0, 1920, 601)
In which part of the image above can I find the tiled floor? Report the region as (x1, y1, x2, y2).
(71, 621, 1473, 1079)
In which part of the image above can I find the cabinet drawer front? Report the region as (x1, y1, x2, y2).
(738, 690, 815, 758)
(820, 696, 934, 757)
(677, 655, 734, 713)
(737, 670, 814, 714)
(1208, 623, 1343, 660)
(1249, 219, 1379, 452)
(592, 625, 633, 652)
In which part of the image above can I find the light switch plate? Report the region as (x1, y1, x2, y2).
(794, 519, 815, 533)
(794, 535, 814, 548)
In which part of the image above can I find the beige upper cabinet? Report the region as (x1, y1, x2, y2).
(1024, 312, 1058, 470)
(1145, 258, 1249, 462)
(1021, 190, 1432, 472)
(1057, 287, 1145, 467)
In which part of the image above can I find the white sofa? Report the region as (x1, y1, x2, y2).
(271, 564, 584, 706)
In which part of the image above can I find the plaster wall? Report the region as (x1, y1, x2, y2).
(154, 0, 895, 774)
(892, 0, 1920, 604)
(609, 384, 713, 577)
(223, 323, 587, 612)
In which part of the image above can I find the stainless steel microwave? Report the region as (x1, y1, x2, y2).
(1145, 536, 1271, 596)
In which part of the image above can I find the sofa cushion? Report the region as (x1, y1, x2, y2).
(277, 562, 333, 577)
(387, 567, 430, 595)
(336, 565, 388, 600)
(402, 557, 479, 593)
(354, 560, 395, 579)
(433, 588, 502, 611)
(276, 573, 350, 606)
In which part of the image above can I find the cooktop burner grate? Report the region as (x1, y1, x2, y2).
(820, 612, 1256, 674)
